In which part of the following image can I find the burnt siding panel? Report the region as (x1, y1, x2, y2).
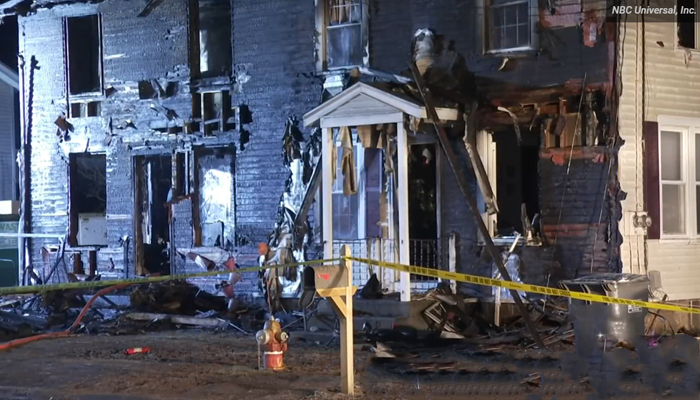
(100, 1, 190, 84)
(232, 0, 321, 249)
(539, 153, 611, 279)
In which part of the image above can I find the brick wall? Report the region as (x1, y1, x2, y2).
(539, 147, 613, 280)
(19, 1, 192, 279)
(231, 0, 321, 291)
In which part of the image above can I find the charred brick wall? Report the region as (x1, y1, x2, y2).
(368, 1, 610, 92)
(19, 1, 192, 280)
(231, 0, 321, 293)
(539, 147, 614, 280)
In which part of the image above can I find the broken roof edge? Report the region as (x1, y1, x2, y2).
(303, 82, 423, 128)
(0, 60, 19, 90)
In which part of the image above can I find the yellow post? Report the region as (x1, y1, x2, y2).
(312, 245, 356, 395)
(338, 245, 354, 395)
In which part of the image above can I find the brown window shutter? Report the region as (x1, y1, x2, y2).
(643, 121, 660, 239)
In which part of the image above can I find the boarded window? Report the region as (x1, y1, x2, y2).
(66, 15, 102, 95)
(326, 0, 364, 69)
(485, 0, 534, 52)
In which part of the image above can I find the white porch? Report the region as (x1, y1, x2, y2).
(302, 82, 460, 302)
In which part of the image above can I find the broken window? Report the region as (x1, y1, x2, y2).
(134, 155, 172, 275)
(69, 153, 107, 246)
(194, 147, 235, 248)
(319, 0, 367, 70)
(191, 0, 232, 78)
(65, 14, 102, 95)
(69, 101, 101, 118)
(678, 0, 698, 49)
(484, 0, 536, 53)
(192, 91, 235, 134)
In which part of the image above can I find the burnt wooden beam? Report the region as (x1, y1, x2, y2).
(293, 154, 322, 228)
(409, 62, 545, 349)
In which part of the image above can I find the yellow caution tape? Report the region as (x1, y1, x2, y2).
(345, 256, 700, 315)
(0, 258, 341, 296)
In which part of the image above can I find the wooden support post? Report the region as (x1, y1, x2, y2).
(88, 250, 97, 276)
(409, 62, 545, 349)
(314, 245, 355, 395)
(73, 253, 84, 275)
(396, 121, 411, 302)
(448, 232, 457, 294)
(321, 127, 334, 263)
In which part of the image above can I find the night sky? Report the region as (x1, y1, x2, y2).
(0, 16, 18, 71)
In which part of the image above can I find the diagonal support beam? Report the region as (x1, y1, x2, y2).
(409, 62, 545, 349)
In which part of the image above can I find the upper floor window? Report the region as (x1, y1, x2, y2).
(677, 0, 699, 49)
(484, 0, 537, 54)
(317, 0, 368, 71)
(65, 14, 103, 96)
(191, 0, 232, 79)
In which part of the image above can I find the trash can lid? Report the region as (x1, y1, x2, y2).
(560, 273, 649, 286)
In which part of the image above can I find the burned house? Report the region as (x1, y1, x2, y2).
(1, 0, 621, 305)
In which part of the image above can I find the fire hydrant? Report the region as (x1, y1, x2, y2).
(255, 316, 289, 371)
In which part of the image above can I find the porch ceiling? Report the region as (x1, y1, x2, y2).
(303, 82, 459, 129)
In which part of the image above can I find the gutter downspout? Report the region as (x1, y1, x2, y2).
(16, 51, 26, 280)
(19, 55, 37, 280)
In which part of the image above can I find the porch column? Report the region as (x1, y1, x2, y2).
(396, 121, 410, 301)
(322, 127, 334, 263)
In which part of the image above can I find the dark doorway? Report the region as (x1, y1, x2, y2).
(408, 144, 438, 278)
(69, 153, 106, 246)
(494, 128, 540, 235)
(134, 155, 172, 276)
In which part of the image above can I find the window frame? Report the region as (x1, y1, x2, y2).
(657, 117, 700, 240)
(482, 0, 538, 55)
(64, 13, 104, 98)
(675, 0, 700, 52)
(315, 0, 370, 72)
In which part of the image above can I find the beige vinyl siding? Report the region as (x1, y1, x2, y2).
(619, 14, 700, 300)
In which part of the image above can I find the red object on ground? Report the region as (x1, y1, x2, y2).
(124, 347, 151, 355)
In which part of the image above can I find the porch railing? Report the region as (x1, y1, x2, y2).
(330, 236, 455, 294)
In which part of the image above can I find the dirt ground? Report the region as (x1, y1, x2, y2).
(1, 329, 698, 400)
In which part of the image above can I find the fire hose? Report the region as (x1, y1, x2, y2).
(0, 284, 128, 352)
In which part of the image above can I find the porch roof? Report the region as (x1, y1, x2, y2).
(302, 82, 459, 129)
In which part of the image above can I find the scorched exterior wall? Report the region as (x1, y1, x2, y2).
(13, 0, 618, 297)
